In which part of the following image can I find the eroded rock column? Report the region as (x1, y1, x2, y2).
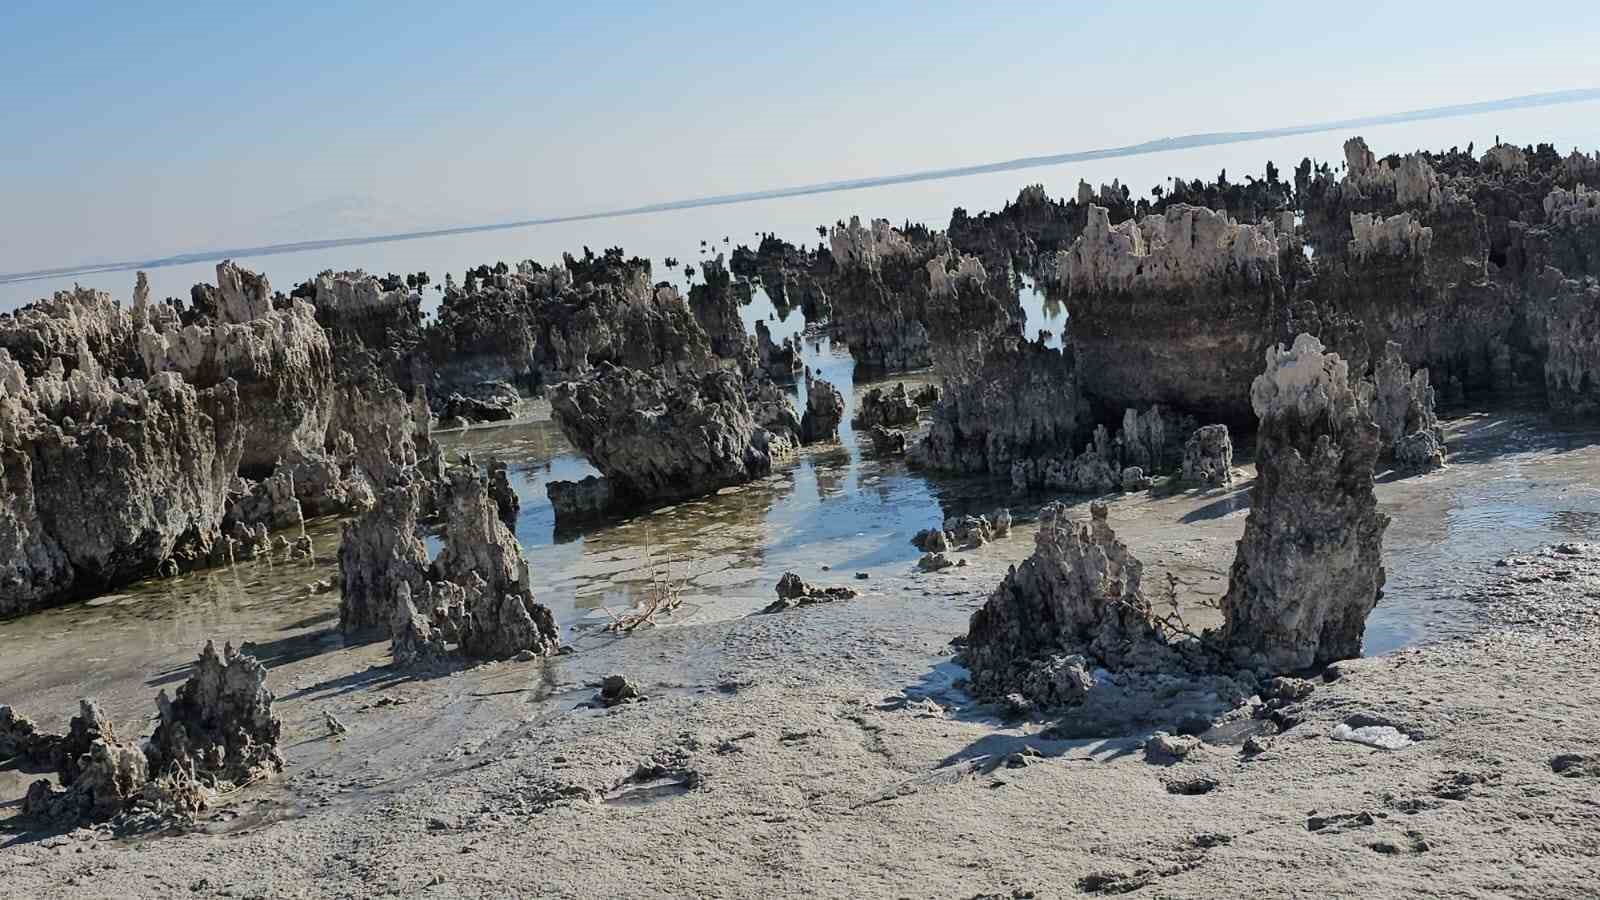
(1220, 334, 1389, 671)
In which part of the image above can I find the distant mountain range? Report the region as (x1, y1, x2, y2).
(3, 87, 1596, 287)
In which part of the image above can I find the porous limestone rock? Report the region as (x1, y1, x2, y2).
(0, 348, 243, 616)
(912, 527, 952, 553)
(337, 479, 430, 636)
(138, 262, 336, 475)
(962, 502, 1172, 705)
(799, 373, 845, 444)
(911, 336, 1080, 482)
(1372, 342, 1446, 471)
(23, 735, 149, 824)
(688, 255, 756, 369)
(1220, 335, 1390, 671)
(550, 364, 776, 509)
(867, 425, 907, 454)
(1348, 212, 1433, 260)
(1179, 425, 1235, 487)
(145, 641, 284, 789)
(755, 319, 802, 383)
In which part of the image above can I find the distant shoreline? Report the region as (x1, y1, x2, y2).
(4, 86, 1595, 287)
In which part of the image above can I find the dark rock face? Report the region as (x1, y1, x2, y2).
(1542, 274, 1600, 423)
(852, 383, 920, 429)
(488, 461, 519, 530)
(547, 475, 615, 523)
(962, 502, 1172, 704)
(550, 364, 776, 509)
(1179, 425, 1235, 487)
(731, 234, 832, 322)
(688, 256, 755, 369)
(909, 336, 1081, 483)
(754, 320, 802, 384)
(763, 571, 858, 612)
(1220, 335, 1390, 672)
(440, 390, 516, 424)
(0, 350, 243, 617)
(146, 641, 284, 789)
(1054, 204, 1292, 428)
(799, 373, 845, 444)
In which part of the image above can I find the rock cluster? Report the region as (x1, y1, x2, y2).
(549, 364, 779, 513)
(1053, 204, 1290, 426)
(763, 572, 859, 612)
(909, 336, 1080, 482)
(21, 642, 285, 825)
(1220, 335, 1390, 671)
(146, 641, 285, 790)
(912, 509, 1011, 553)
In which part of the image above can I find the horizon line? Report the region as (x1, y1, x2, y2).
(3, 86, 1596, 288)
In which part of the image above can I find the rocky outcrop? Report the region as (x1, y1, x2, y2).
(852, 383, 920, 429)
(910, 336, 1080, 482)
(799, 373, 844, 444)
(1054, 204, 1290, 426)
(146, 641, 284, 790)
(688, 256, 755, 369)
(754, 319, 802, 384)
(962, 502, 1174, 705)
(827, 218, 932, 371)
(550, 364, 777, 510)
(488, 461, 519, 530)
(763, 572, 858, 613)
(421, 466, 559, 662)
(138, 262, 336, 475)
(337, 479, 430, 637)
(1372, 342, 1446, 471)
(1179, 425, 1234, 487)
(546, 475, 615, 524)
(1220, 335, 1389, 671)
(23, 642, 284, 824)
(0, 348, 243, 616)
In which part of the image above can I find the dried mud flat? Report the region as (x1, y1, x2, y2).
(4, 430, 1600, 898)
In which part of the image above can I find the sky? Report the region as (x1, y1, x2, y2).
(2, 0, 1598, 274)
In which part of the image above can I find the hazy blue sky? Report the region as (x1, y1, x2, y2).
(3, 0, 1597, 272)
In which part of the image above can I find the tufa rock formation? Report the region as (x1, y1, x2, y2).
(799, 373, 845, 444)
(1179, 425, 1235, 487)
(146, 641, 284, 791)
(1220, 335, 1390, 671)
(550, 364, 779, 510)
